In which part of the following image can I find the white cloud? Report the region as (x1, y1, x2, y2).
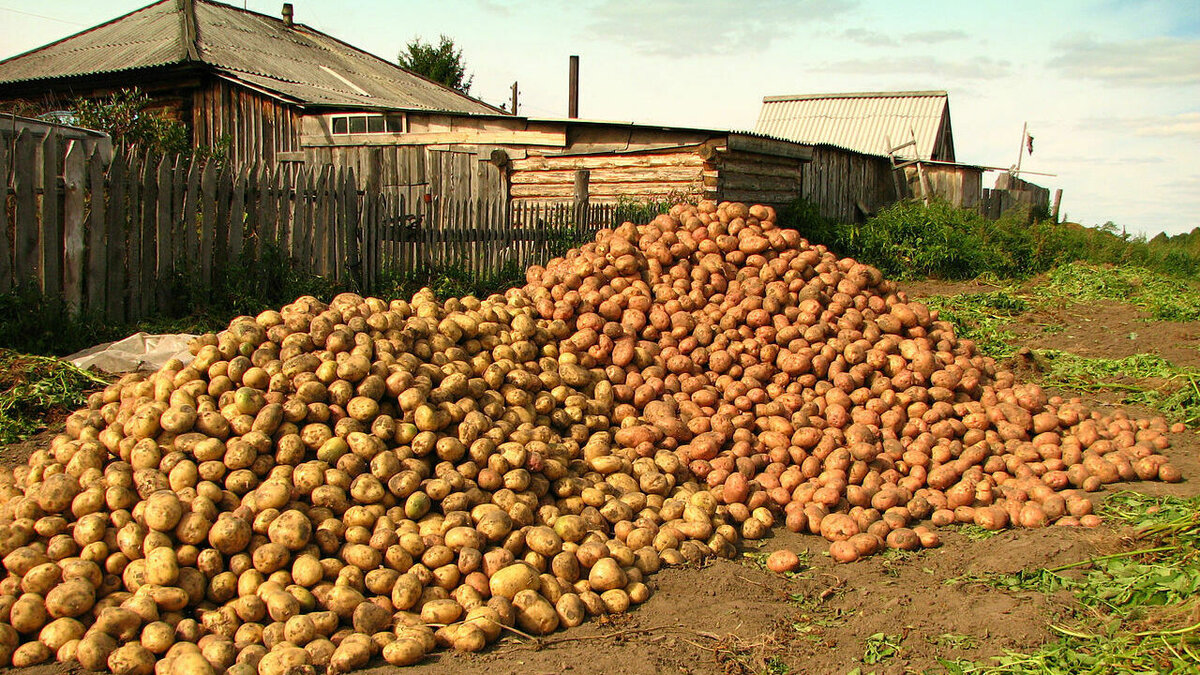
(1049, 36, 1200, 86)
(587, 0, 856, 57)
(838, 27, 966, 49)
(818, 55, 1011, 80)
(1132, 112, 1200, 138)
(905, 29, 967, 45)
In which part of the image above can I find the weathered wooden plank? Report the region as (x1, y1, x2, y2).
(260, 165, 277, 249)
(183, 157, 201, 280)
(0, 131, 11, 292)
(41, 132, 61, 295)
(214, 164, 233, 281)
(511, 183, 697, 199)
(511, 153, 704, 172)
(200, 161, 217, 288)
(313, 166, 329, 276)
(62, 141, 85, 311)
(277, 168, 291, 255)
(125, 151, 144, 319)
(293, 168, 311, 272)
(13, 130, 39, 286)
(509, 166, 704, 185)
(342, 168, 359, 284)
(717, 173, 801, 192)
(169, 156, 185, 272)
(104, 153, 127, 323)
(139, 155, 158, 317)
(230, 165, 248, 263)
(156, 156, 174, 311)
(84, 149, 105, 316)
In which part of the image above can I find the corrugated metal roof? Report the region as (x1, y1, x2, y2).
(0, 0, 499, 115)
(754, 91, 950, 160)
(0, 2, 184, 83)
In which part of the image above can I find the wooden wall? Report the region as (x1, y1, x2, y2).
(510, 150, 709, 203)
(715, 149, 803, 206)
(913, 165, 983, 209)
(191, 78, 301, 166)
(801, 145, 898, 223)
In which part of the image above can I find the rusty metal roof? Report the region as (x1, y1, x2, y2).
(0, 0, 500, 114)
(754, 91, 952, 160)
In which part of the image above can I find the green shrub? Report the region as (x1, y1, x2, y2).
(782, 198, 1200, 281)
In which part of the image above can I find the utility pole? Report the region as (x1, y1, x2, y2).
(568, 55, 579, 119)
(510, 82, 518, 116)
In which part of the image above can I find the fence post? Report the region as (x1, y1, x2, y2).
(62, 141, 85, 312)
(156, 156, 173, 312)
(13, 129, 38, 288)
(0, 129, 11, 292)
(84, 148, 105, 317)
(41, 131, 60, 296)
(104, 153, 127, 323)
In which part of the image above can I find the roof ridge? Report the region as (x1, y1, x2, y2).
(763, 90, 948, 103)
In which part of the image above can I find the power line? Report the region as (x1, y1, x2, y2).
(0, 4, 87, 26)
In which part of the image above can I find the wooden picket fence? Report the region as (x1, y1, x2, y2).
(359, 198, 618, 293)
(1, 128, 622, 322)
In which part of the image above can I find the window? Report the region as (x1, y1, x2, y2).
(330, 113, 406, 135)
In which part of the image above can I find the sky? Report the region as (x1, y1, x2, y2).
(1, 0, 1197, 236)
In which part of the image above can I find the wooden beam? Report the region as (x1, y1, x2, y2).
(300, 130, 568, 148)
(62, 142, 85, 312)
(726, 134, 813, 161)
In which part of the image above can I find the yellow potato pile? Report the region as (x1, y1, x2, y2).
(0, 201, 1181, 674)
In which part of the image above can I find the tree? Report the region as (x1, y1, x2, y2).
(72, 89, 190, 156)
(398, 35, 473, 94)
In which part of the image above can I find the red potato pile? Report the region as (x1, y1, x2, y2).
(524, 201, 1181, 562)
(0, 201, 1184, 675)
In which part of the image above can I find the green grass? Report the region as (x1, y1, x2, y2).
(0, 350, 110, 444)
(938, 492, 1200, 674)
(1036, 263, 1200, 322)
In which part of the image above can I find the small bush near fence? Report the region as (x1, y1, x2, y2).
(783, 197, 1200, 281)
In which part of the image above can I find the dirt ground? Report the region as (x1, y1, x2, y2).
(2, 289, 1197, 675)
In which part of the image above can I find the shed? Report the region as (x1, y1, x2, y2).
(755, 90, 955, 161)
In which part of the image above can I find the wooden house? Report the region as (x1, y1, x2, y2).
(0, 0, 501, 166)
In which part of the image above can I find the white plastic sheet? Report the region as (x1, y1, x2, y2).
(67, 332, 196, 373)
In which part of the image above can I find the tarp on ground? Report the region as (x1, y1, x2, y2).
(67, 332, 196, 373)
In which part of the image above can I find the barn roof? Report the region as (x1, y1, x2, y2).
(754, 91, 953, 161)
(0, 0, 501, 114)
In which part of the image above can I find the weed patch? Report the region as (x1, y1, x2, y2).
(0, 350, 110, 444)
(1036, 263, 1200, 322)
(1036, 351, 1200, 426)
(862, 633, 902, 664)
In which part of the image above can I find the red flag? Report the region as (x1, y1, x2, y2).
(1027, 133, 1034, 155)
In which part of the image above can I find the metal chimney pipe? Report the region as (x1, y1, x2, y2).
(282, 3, 294, 26)
(568, 55, 579, 119)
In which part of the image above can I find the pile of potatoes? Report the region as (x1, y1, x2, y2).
(0, 201, 1184, 674)
(522, 201, 1182, 564)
